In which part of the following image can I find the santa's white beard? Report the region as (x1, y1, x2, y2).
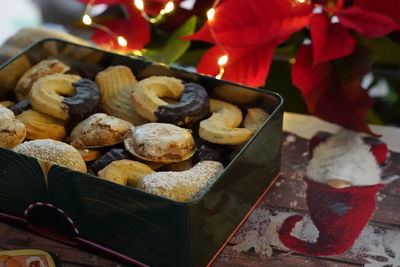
(306, 129, 381, 186)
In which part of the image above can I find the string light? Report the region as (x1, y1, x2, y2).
(117, 36, 128, 47)
(82, 14, 92, 25)
(134, 0, 175, 23)
(206, 0, 229, 79)
(207, 8, 216, 21)
(81, 0, 129, 49)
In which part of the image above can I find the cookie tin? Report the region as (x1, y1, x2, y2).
(0, 39, 283, 267)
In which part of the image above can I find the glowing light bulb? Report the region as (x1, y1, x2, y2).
(82, 14, 92, 25)
(117, 36, 128, 47)
(218, 55, 228, 66)
(135, 0, 144, 11)
(207, 8, 216, 21)
(164, 1, 175, 13)
(296, 0, 306, 2)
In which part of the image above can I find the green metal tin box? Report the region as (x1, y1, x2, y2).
(0, 39, 283, 267)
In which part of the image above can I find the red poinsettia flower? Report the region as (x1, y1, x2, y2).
(309, 0, 398, 64)
(75, 0, 182, 51)
(292, 44, 376, 135)
(185, 0, 313, 87)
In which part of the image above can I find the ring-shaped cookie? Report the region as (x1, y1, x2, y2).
(131, 76, 184, 121)
(124, 123, 195, 163)
(154, 82, 210, 126)
(30, 74, 100, 121)
(199, 99, 253, 145)
(14, 59, 70, 101)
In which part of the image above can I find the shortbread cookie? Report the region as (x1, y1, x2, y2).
(76, 148, 103, 162)
(0, 55, 31, 99)
(124, 123, 195, 163)
(15, 59, 70, 100)
(243, 108, 270, 132)
(131, 76, 184, 121)
(0, 105, 26, 149)
(98, 160, 154, 186)
(17, 109, 66, 141)
(95, 65, 147, 125)
(138, 161, 224, 201)
(154, 82, 210, 126)
(199, 99, 253, 145)
(30, 74, 100, 121)
(14, 139, 87, 173)
(70, 113, 133, 148)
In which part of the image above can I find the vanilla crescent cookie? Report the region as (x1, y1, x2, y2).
(13, 139, 87, 173)
(243, 108, 270, 132)
(131, 76, 184, 121)
(70, 113, 133, 148)
(199, 99, 253, 145)
(17, 109, 66, 141)
(124, 123, 195, 163)
(14, 59, 70, 100)
(0, 105, 26, 149)
(95, 65, 148, 125)
(98, 160, 155, 186)
(137, 161, 224, 201)
(30, 74, 101, 121)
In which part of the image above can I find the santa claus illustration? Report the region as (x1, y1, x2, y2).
(279, 129, 397, 256)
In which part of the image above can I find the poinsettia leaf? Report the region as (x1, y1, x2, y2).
(91, 9, 149, 51)
(353, 0, 400, 30)
(143, 16, 197, 64)
(310, 14, 356, 64)
(185, 0, 312, 46)
(197, 44, 276, 87)
(338, 6, 397, 37)
(292, 45, 377, 135)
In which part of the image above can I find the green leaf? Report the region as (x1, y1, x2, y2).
(358, 35, 400, 65)
(143, 16, 197, 65)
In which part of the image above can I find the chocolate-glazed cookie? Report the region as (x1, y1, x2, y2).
(30, 74, 100, 122)
(63, 78, 101, 122)
(10, 98, 31, 115)
(195, 142, 231, 166)
(155, 83, 210, 127)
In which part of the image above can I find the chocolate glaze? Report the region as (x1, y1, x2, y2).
(155, 82, 210, 127)
(195, 142, 231, 166)
(90, 148, 135, 174)
(10, 98, 31, 115)
(62, 78, 101, 122)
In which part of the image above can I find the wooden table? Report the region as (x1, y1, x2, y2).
(2, 114, 400, 267)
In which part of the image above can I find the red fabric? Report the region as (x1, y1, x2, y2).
(369, 143, 389, 164)
(279, 178, 384, 256)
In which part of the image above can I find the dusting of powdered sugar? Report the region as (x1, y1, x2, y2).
(306, 129, 381, 186)
(138, 161, 224, 201)
(13, 139, 86, 172)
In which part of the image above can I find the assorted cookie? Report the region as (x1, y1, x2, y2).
(0, 58, 271, 202)
(124, 123, 195, 163)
